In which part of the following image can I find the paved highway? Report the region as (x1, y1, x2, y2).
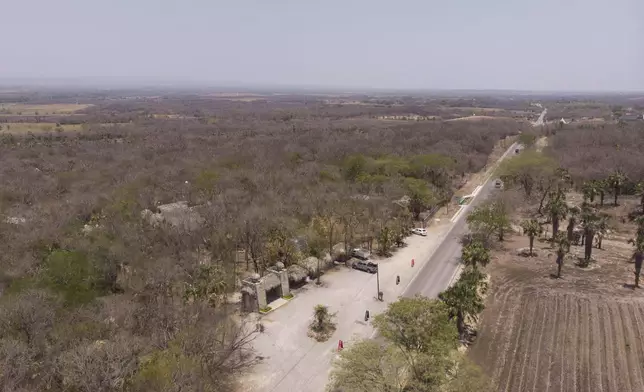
(532, 108, 547, 126)
(404, 142, 518, 298)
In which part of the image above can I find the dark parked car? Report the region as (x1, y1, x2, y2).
(352, 260, 378, 274)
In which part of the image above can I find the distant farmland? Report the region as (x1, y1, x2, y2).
(0, 103, 92, 115)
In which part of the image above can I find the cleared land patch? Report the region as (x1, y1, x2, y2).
(446, 115, 512, 122)
(0, 103, 92, 115)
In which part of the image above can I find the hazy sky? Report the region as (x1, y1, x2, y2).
(2, 0, 643, 91)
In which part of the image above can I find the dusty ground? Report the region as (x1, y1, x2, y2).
(470, 197, 644, 392)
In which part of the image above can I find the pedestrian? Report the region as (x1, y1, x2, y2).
(364, 310, 370, 322)
(396, 275, 400, 285)
(411, 259, 415, 268)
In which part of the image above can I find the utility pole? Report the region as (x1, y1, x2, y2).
(376, 265, 382, 301)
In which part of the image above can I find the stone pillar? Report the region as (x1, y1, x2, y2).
(278, 269, 290, 297)
(254, 281, 267, 310)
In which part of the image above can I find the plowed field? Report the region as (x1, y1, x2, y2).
(470, 230, 644, 392)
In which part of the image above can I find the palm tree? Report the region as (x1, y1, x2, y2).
(566, 205, 581, 243)
(545, 191, 567, 242)
(461, 240, 490, 268)
(554, 232, 570, 278)
(628, 217, 644, 287)
(555, 167, 573, 192)
(633, 239, 644, 288)
(521, 219, 542, 256)
(581, 207, 600, 264)
(597, 179, 607, 207)
(635, 181, 644, 212)
(582, 181, 598, 204)
(635, 216, 644, 242)
(438, 267, 487, 340)
(607, 170, 626, 206)
(595, 214, 609, 249)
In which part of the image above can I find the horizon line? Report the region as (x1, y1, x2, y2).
(0, 78, 643, 96)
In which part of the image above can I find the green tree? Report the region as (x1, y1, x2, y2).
(312, 211, 340, 282)
(553, 232, 570, 278)
(328, 340, 408, 392)
(499, 151, 556, 198)
(552, 167, 573, 193)
(444, 354, 496, 392)
(265, 226, 298, 269)
(545, 191, 567, 241)
(42, 249, 102, 306)
(582, 181, 599, 203)
(461, 240, 491, 268)
(342, 154, 368, 182)
(521, 219, 542, 256)
(407, 153, 455, 191)
(377, 224, 396, 257)
(466, 201, 510, 242)
(309, 305, 336, 342)
(183, 264, 228, 307)
(518, 132, 537, 147)
(340, 201, 362, 255)
(312, 212, 340, 259)
(192, 169, 219, 201)
(404, 177, 435, 220)
(373, 296, 458, 385)
(438, 267, 487, 340)
(490, 200, 512, 241)
(607, 170, 627, 206)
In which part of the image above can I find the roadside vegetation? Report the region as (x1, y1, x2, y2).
(329, 237, 495, 391)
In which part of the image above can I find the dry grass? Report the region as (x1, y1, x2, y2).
(0, 103, 92, 115)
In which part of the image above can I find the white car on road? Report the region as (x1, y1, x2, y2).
(411, 228, 427, 236)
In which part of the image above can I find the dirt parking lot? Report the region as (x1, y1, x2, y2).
(470, 198, 644, 392)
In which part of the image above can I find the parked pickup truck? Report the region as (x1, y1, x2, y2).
(352, 260, 378, 274)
